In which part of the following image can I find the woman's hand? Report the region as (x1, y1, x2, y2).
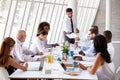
(78, 63, 87, 70)
(22, 63, 28, 71)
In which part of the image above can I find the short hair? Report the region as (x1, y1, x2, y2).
(91, 25, 99, 34)
(66, 8, 73, 12)
(103, 30, 112, 42)
(17, 30, 26, 39)
(89, 28, 98, 35)
(37, 30, 48, 36)
(37, 22, 50, 34)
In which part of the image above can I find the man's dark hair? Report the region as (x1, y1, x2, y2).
(91, 25, 99, 34)
(89, 28, 98, 35)
(66, 8, 73, 12)
(103, 30, 112, 43)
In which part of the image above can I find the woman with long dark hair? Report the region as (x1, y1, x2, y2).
(78, 35, 115, 80)
(0, 37, 28, 80)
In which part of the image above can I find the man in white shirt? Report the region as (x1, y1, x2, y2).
(63, 8, 79, 44)
(11, 30, 40, 63)
(103, 30, 115, 59)
(103, 30, 115, 73)
(79, 26, 98, 57)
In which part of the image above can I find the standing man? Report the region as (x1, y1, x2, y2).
(63, 8, 79, 44)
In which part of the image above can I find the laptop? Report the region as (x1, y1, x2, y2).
(57, 58, 78, 72)
(57, 58, 67, 71)
(39, 58, 44, 71)
(27, 58, 45, 71)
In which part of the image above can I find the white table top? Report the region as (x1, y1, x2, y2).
(9, 61, 98, 80)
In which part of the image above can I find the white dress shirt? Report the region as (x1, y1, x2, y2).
(107, 42, 115, 75)
(107, 42, 115, 60)
(30, 37, 52, 53)
(63, 16, 76, 33)
(10, 39, 35, 63)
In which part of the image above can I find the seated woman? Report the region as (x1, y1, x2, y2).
(0, 37, 28, 80)
(30, 30, 49, 54)
(37, 22, 58, 47)
(78, 34, 115, 80)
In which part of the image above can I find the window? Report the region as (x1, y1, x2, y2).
(0, 0, 100, 47)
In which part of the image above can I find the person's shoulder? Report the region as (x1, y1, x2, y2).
(96, 52, 102, 58)
(95, 52, 104, 64)
(8, 57, 14, 64)
(108, 42, 114, 46)
(64, 16, 69, 21)
(31, 37, 39, 44)
(107, 42, 114, 50)
(64, 17, 68, 21)
(15, 39, 22, 45)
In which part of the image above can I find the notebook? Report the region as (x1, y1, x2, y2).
(27, 58, 45, 71)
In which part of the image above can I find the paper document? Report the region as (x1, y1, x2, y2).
(27, 62, 40, 71)
(66, 33, 76, 38)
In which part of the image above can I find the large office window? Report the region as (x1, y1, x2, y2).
(0, 0, 100, 47)
(77, 0, 100, 37)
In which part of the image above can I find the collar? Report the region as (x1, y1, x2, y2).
(66, 15, 72, 20)
(16, 38, 23, 46)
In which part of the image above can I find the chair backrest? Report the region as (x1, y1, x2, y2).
(115, 66, 120, 80)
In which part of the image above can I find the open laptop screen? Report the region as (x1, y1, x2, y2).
(27, 58, 45, 71)
(39, 58, 45, 71)
(57, 58, 67, 71)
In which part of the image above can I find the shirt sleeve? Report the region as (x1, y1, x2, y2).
(84, 44, 96, 57)
(63, 18, 70, 32)
(23, 47, 36, 55)
(44, 40, 52, 48)
(11, 44, 33, 62)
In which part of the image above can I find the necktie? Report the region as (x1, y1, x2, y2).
(71, 18, 74, 33)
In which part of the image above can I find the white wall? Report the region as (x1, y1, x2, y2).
(113, 43, 120, 71)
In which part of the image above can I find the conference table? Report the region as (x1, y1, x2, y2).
(9, 60, 98, 80)
(9, 46, 98, 80)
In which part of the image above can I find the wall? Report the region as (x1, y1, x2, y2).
(113, 43, 120, 70)
(94, 0, 120, 71)
(94, 0, 120, 41)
